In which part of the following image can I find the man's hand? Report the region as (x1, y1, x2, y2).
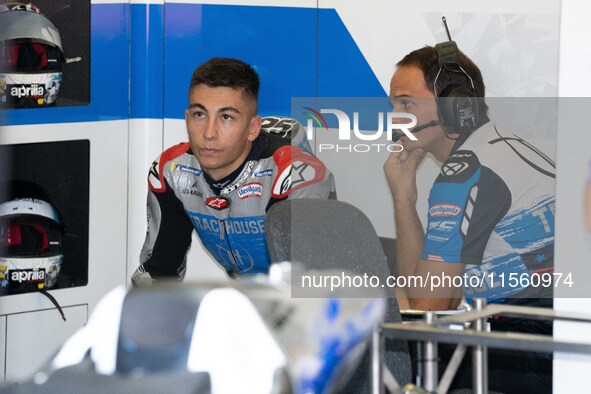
(384, 147, 461, 310)
(383, 148, 426, 203)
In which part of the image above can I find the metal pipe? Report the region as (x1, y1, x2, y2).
(438, 344, 467, 394)
(472, 298, 488, 394)
(371, 327, 384, 394)
(423, 312, 438, 393)
(416, 341, 423, 387)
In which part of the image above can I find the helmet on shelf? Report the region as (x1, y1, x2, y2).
(0, 197, 63, 290)
(0, 3, 66, 107)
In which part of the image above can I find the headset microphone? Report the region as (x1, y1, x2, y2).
(391, 120, 439, 142)
(412, 120, 440, 133)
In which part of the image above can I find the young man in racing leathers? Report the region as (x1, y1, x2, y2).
(132, 58, 335, 284)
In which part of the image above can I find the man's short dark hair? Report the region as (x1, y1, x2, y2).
(397, 46, 488, 116)
(189, 57, 260, 104)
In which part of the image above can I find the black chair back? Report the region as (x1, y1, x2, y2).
(266, 199, 412, 389)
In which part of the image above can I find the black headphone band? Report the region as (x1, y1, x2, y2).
(434, 42, 479, 136)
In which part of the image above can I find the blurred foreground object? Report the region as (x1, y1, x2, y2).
(1, 263, 384, 394)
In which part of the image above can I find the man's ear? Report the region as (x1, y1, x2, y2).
(248, 115, 262, 142)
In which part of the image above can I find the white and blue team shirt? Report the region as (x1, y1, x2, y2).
(421, 122, 555, 304)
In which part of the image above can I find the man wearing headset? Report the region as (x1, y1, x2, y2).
(384, 45, 555, 392)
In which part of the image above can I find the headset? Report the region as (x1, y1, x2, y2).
(392, 17, 480, 145)
(433, 17, 480, 138)
(391, 17, 481, 143)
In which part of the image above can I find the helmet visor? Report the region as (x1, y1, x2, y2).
(0, 218, 61, 257)
(0, 40, 63, 72)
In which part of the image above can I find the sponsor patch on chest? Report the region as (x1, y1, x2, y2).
(205, 197, 231, 210)
(429, 203, 462, 217)
(237, 182, 263, 199)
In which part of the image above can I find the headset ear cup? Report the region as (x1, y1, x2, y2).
(437, 85, 479, 136)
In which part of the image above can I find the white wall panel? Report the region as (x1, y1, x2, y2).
(0, 121, 129, 315)
(320, 0, 560, 97)
(5, 305, 87, 383)
(127, 119, 164, 281)
(0, 316, 5, 383)
(314, 128, 439, 238)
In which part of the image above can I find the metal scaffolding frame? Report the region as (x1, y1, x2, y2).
(371, 300, 591, 394)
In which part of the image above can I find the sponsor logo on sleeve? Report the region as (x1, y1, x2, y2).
(440, 151, 477, 177)
(271, 146, 326, 199)
(148, 159, 162, 190)
(171, 163, 202, 176)
(273, 162, 314, 197)
(441, 161, 469, 176)
(253, 169, 273, 178)
(237, 182, 263, 199)
(428, 220, 458, 232)
(429, 204, 462, 217)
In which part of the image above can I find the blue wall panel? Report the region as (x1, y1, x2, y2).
(163, 4, 317, 118)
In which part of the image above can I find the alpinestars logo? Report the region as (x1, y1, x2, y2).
(10, 84, 45, 99)
(205, 197, 230, 210)
(277, 162, 310, 196)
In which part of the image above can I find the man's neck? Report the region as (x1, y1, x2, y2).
(435, 120, 491, 161)
(433, 136, 458, 162)
(203, 155, 251, 195)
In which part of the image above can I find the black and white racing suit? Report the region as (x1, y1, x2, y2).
(132, 117, 336, 284)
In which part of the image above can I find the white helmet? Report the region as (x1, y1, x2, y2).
(0, 3, 66, 107)
(0, 198, 63, 291)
